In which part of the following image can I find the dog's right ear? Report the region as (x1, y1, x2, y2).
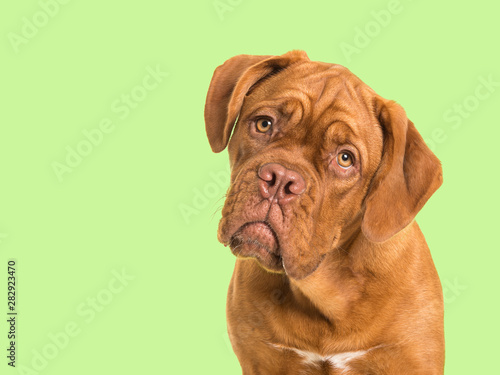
(204, 50, 309, 153)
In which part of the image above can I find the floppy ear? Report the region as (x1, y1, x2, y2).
(361, 99, 443, 243)
(204, 50, 309, 153)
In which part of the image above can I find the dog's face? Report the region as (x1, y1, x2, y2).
(220, 61, 384, 279)
(205, 51, 442, 280)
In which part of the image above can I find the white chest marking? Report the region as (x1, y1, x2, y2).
(270, 343, 374, 373)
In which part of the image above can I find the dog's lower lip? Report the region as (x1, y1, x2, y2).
(230, 221, 280, 254)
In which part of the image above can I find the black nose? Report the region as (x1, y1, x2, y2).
(258, 163, 306, 205)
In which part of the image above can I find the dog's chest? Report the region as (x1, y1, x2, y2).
(270, 342, 374, 374)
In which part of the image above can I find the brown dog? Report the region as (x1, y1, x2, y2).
(204, 50, 444, 375)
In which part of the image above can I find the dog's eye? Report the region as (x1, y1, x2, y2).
(255, 118, 273, 133)
(337, 152, 354, 168)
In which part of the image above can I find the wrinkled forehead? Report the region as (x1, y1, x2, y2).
(242, 61, 378, 135)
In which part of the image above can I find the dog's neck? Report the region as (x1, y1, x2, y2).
(288, 222, 420, 334)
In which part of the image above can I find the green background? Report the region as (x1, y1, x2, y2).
(1, 0, 498, 373)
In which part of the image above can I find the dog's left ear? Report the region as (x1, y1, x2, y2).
(361, 99, 443, 243)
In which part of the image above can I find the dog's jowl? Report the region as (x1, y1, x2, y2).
(204, 50, 444, 375)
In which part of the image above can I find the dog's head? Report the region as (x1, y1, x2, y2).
(204, 50, 442, 280)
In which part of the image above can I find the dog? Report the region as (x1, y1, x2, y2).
(204, 50, 444, 374)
